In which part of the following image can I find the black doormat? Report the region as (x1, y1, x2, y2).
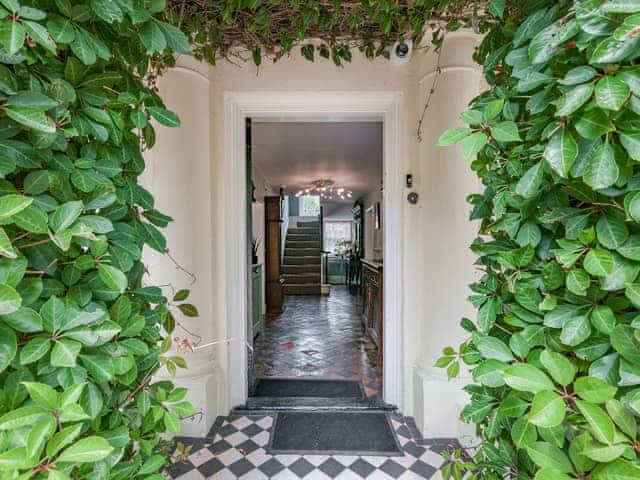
(253, 378, 364, 398)
(267, 411, 402, 456)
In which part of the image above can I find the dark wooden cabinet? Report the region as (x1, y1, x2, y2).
(264, 196, 283, 314)
(361, 259, 383, 364)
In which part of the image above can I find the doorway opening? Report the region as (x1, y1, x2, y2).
(249, 121, 384, 400)
(225, 92, 403, 410)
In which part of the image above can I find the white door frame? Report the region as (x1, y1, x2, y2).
(224, 91, 404, 410)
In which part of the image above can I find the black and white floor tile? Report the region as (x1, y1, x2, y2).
(167, 413, 461, 479)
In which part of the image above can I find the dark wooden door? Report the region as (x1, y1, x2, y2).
(264, 196, 283, 314)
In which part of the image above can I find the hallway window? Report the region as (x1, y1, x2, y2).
(325, 221, 352, 254)
(299, 195, 320, 216)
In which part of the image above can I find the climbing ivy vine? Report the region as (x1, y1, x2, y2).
(0, 0, 198, 478)
(438, 0, 640, 478)
(165, 0, 495, 66)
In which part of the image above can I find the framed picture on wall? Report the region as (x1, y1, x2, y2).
(374, 202, 380, 230)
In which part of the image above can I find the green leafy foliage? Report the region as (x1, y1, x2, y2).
(438, 1, 640, 478)
(0, 0, 195, 478)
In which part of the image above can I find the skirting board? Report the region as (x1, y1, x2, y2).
(412, 365, 477, 448)
(170, 363, 221, 437)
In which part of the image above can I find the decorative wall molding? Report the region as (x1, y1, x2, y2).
(224, 91, 405, 409)
(175, 55, 211, 79)
(418, 65, 481, 85)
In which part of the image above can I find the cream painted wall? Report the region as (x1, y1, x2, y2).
(143, 57, 221, 436)
(410, 34, 484, 440)
(148, 32, 484, 438)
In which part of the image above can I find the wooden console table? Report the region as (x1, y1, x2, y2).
(361, 259, 383, 365)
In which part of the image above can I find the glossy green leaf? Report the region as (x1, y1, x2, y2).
(558, 66, 597, 86)
(97, 264, 127, 294)
(515, 161, 544, 198)
(504, 363, 555, 393)
(6, 107, 56, 133)
(0, 194, 32, 220)
(596, 213, 629, 249)
(584, 142, 619, 190)
(19, 336, 50, 365)
(0, 284, 21, 315)
(146, 106, 180, 127)
(459, 132, 488, 162)
(619, 131, 640, 161)
(526, 442, 574, 473)
(139, 22, 166, 54)
(595, 76, 630, 110)
(437, 127, 471, 146)
(540, 349, 576, 386)
(555, 83, 594, 116)
(574, 376, 617, 403)
(584, 249, 614, 277)
(576, 400, 616, 444)
(544, 128, 577, 178)
(0, 20, 24, 55)
(491, 121, 521, 142)
(50, 339, 81, 368)
(605, 399, 637, 439)
(575, 109, 615, 140)
(57, 436, 113, 463)
(528, 390, 566, 428)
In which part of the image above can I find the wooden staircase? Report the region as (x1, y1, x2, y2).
(282, 220, 321, 295)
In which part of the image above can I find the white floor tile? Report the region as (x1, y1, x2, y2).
(217, 448, 242, 466)
(421, 450, 445, 468)
(189, 448, 214, 467)
(225, 431, 249, 447)
(174, 470, 205, 480)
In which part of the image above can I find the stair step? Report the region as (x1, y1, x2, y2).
(287, 233, 320, 241)
(285, 248, 321, 257)
(297, 221, 320, 227)
(283, 256, 321, 265)
(283, 273, 321, 284)
(286, 240, 321, 249)
(282, 265, 321, 274)
(288, 228, 321, 235)
(283, 284, 321, 295)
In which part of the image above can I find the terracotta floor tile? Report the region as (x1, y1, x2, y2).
(253, 287, 382, 397)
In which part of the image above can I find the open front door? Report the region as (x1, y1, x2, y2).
(246, 118, 255, 395)
(264, 196, 284, 314)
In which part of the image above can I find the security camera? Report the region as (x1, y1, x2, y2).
(390, 39, 413, 65)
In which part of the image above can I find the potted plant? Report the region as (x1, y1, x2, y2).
(252, 237, 261, 265)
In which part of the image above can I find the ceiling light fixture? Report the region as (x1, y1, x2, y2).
(294, 179, 353, 200)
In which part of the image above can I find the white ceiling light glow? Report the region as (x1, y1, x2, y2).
(294, 179, 353, 200)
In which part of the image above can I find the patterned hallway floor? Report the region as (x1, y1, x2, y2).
(168, 413, 461, 479)
(253, 287, 382, 397)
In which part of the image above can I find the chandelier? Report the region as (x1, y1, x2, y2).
(294, 179, 353, 200)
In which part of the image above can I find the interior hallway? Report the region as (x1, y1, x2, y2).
(253, 286, 382, 398)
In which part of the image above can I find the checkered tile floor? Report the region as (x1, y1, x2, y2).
(167, 413, 461, 479)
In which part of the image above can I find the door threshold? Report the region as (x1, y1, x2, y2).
(234, 396, 396, 414)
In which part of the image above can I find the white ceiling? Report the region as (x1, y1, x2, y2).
(251, 121, 383, 202)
